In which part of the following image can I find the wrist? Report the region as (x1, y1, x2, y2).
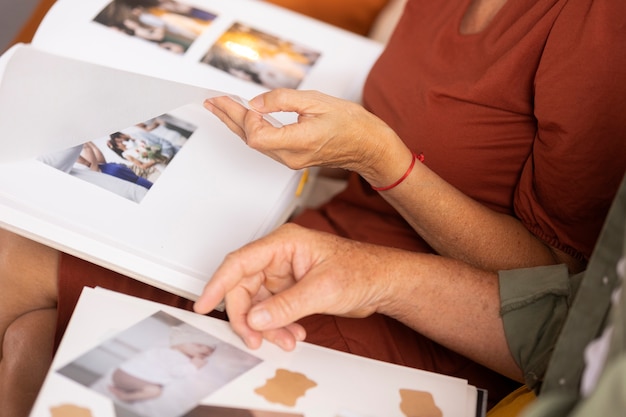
(371, 151, 424, 191)
(363, 140, 422, 191)
(343, 111, 424, 190)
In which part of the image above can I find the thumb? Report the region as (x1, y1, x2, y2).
(246, 277, 326, 331)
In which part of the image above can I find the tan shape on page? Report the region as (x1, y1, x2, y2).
(49, 404, 93, 417)
(399, 389, 443, 417)
(254, 368, 317, 407)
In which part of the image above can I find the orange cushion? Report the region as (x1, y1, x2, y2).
(266, 0, 391, 35)
(9, 0, 57, 46)
(487, 385, 536, 417)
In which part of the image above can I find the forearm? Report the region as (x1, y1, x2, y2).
(399, 170, 560, 268)
(194, 223, 522, 379)
(362, 145, 579, 272)
(377, 250, 523, 381)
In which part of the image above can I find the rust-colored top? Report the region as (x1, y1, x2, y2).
(298, 0, 626, 261)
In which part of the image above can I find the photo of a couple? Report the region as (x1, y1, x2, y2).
(93, 0, 218, 54)
(38, 113, 196, 203)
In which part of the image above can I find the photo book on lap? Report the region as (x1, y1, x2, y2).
(0, 0, 384, 300)
(30, 286, 487, 417)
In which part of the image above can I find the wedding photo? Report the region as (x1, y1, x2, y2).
(201, 22, 320, 89)
(93, 0, 218, 54)
(183, 404, 303, 417)
(37, 113, 196, 203)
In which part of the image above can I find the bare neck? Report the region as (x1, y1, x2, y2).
(460, 0, 509, 34)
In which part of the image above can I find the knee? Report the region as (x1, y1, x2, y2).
(2, 308, 57, 371)
(0, 308, 57, 417)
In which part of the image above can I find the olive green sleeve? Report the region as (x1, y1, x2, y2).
(498, 264, 583, 390)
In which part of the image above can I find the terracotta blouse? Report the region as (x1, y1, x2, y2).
(297, 0, 626, 262)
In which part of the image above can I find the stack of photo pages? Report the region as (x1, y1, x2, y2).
(30, 287, 487, 417)
(0, 0, 383, 300)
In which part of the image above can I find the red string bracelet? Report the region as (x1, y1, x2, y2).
(371, 151, 424, 192)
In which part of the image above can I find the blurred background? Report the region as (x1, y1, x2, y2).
(0, 0, 40, 51)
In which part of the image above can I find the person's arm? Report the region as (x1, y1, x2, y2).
(137, 119, 164, 132)
(377, 159, 585, 272)
(204, 92, 581, 273)
(194, 223, 523, 382)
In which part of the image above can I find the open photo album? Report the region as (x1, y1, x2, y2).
(3, 3, 491, 416)
(29, 287, 487, 417)
(0, 0, 384, 300)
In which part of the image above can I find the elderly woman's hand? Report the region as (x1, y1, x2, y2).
(193, 223, 398, 351)
(203, 89, 411, 186)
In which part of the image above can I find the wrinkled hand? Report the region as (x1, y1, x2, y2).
(193, 223, 393, 351)
(203, 89, 407, 182)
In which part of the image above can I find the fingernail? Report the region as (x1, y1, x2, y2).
(278, 337, 295, 351)
(249, 96, 264, 110)
(295, 327, 306, 341)
(249, 308, 271, 329)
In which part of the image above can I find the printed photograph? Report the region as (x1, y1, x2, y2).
(201, 22, 321, 89)
(37, 113, 196, 203)
(184, 405, 303, 417)
(93, 0, 217, 54)
(56, 311, 263, 417)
